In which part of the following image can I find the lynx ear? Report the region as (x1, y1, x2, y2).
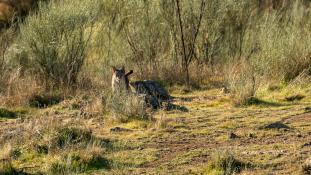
(121, 66, 125, 71)
(125, 70, 133, 77)
(112, 66, 117, 72)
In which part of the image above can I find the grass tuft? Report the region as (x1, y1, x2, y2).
(28, 94, 63, 108)
(203, 152, 249, 175)
(52, 127, 92, 149)
(49, 150, 109, 174)
(0, 108, 17, 119)
(0, 159, 19, 175)
(104, 93, 150, 122)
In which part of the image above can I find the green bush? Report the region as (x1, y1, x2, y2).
(19, 0, 99, 88)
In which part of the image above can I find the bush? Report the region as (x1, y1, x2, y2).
(19, 0, 99, 88)
(0, 27, 15, 93)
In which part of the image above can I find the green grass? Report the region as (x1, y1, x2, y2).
(1, 86, 311, 174)
(0, 108, 17, 119)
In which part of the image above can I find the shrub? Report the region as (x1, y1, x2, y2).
(19, 0, 99, 88)
(0, 27, 15, 93)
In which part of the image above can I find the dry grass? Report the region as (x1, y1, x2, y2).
(104, 93, 150, 122)
(1, 87, 311, 174)
(226, 60, 258, 106)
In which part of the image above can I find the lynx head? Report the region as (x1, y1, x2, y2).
(111, 66, 133, 93)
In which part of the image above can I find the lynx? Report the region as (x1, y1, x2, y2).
(111, 66, 171, 109)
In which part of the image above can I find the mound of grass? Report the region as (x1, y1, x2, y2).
(49, 152, 109, 174)
(203, 153, 249, 175)
(52, 127, 92, 149)
(28, 94, 63, 108)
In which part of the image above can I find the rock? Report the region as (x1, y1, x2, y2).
(110, 127, 132, 132)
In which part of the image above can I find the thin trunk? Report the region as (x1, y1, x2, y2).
(175, 0, 189, 87)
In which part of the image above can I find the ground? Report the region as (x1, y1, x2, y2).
(1, 87, 311, 174)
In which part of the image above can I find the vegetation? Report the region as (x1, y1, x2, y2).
(203, 152, 249, 175)
(1, 0, 311, 174)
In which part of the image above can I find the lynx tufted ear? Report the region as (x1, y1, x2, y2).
(112, 66, 117, 72)
(125, 70, 133, 77)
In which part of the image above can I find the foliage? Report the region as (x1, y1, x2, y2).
(19, 0, 99, 88)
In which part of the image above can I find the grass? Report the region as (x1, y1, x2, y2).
(1, 86, 311, 174)
(303, 158, 311, 175)
(202, 152, 249, 175)
(48, 150, 110, 174)
(52, 127, 92, 149)
(104, 93, 150, 122)
(0, 108, 16, 119)
(0, 160, 19, 175)
(28, 94, 63, 108)
(1, 0, 311, 174)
